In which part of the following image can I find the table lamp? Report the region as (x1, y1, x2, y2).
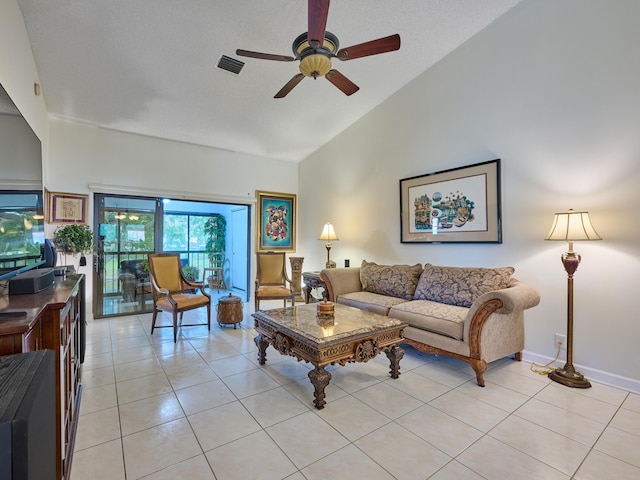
(545, 209, 601, 388)
(318, 222, 339, 268)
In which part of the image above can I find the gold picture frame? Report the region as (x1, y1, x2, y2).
(255, 190, 296, 252)
(47, 190, 89, 224)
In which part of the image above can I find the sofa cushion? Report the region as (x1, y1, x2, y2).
(337, 291, 409, 316)
(360, 260, 423, 300)
(414, 264, 515, 308)
(389, 300, 468, 340)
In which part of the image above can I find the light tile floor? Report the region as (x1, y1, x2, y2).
(71, 300, 640, 480)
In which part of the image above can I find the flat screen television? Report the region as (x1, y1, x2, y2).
(1, 83, 44, 284)
(0, 191, 47, 282)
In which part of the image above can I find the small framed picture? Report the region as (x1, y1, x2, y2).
(400, 159, 502, 243)
(255, 190, 296, 252)
(48, 191, 89, 224)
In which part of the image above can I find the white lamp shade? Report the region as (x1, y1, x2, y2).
(318, 222, 339, 242)
(545, 209, 602, 241)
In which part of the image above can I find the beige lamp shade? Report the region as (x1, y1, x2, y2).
(545, 209, 602, 242)
(318, 222, 339, 242)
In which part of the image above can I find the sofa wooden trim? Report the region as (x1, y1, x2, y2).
(404, 297, 503, 386)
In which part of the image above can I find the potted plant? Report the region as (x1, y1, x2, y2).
(204, 215, 226, 288)
(52, 223, 94, 267)
(204, 215, 226, 262)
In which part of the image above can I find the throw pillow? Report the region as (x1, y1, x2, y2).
(360, 260, 423, 300)
(414, 264, 515, 307)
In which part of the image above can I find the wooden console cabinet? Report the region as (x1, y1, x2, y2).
(0, 274, 85, 480)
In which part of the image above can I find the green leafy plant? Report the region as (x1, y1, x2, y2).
(182, 265, 200, 283)
(52, 224, 94, 256)
(204, 215, 226, 265)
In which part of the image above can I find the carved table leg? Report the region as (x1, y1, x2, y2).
(308, 366, 332, 409)
(385, 344, 405, 379)
(254, 334, 269, 365)
(303, 284, 311, 304)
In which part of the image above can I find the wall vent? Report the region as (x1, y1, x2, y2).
(217, 55, 244, 74)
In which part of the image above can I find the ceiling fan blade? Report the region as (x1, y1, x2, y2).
(325, 70, 359, 96)
(336, 34, 401, 60)
(236, 49, 295, 62)
(274, 74, 305, 98)
(308, 0, 330, 48)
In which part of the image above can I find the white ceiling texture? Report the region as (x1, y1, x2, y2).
(18, 0, 522, 162)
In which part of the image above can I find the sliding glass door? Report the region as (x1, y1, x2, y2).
(94, 195, 158, 317)
(93, 194, 250, 318)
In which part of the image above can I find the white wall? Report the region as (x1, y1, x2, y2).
(299, 0, 640, 390)
(0, 114, 41, 186)
(0, 0, 48, 160)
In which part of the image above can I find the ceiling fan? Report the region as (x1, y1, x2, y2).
(236, 0, 401, 98)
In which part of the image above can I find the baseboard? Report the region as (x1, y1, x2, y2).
(522, 350, 640, 394)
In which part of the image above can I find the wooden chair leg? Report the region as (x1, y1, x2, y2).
(151, 309, 158, 335)
(206, 303, 211, 331)
(255, 298, 259, 312)
(172, 312, 178, 343)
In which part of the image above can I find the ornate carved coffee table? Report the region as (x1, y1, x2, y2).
(252, 303, 406, 409)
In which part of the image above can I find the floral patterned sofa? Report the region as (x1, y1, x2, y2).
(320, 261, 540, 386)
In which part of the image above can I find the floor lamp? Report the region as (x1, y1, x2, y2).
(545, 209, 601, 388)
(318, 222, 339, 268)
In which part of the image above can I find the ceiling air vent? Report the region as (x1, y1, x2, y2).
(217, 55, 244, 75)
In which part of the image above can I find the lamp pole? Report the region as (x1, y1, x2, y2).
(548, 241, 591, 388)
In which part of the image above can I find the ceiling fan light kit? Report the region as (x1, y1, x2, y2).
(299, 53, 332, 78)
(295, 31, 338, 79)
(236, 0, 400, 98)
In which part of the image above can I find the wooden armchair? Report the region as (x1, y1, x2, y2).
(254, 251, 295, 311)
(147, 253, 211, 342)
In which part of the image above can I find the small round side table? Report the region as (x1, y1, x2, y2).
(217, 293, 243, 328)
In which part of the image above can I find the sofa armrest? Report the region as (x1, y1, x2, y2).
(469, 279, 541, 317)
(320, 268, 362, 301)
(463, 279, 541, 366)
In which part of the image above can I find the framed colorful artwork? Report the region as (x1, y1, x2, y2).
(400, 159, 502, 243)
(256, 190, 296, 252)
(48, 191, 89, 224)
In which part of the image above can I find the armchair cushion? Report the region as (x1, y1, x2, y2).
(156, 293, 210, 310)
(414, 264, 514, 308)
(360, 260, 423, 300)
(256, 285, 293, 298)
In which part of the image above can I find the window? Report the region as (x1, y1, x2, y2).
(163, 213, 208, 253)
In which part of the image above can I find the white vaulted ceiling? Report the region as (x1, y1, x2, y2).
(17, 0, 522, 162)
